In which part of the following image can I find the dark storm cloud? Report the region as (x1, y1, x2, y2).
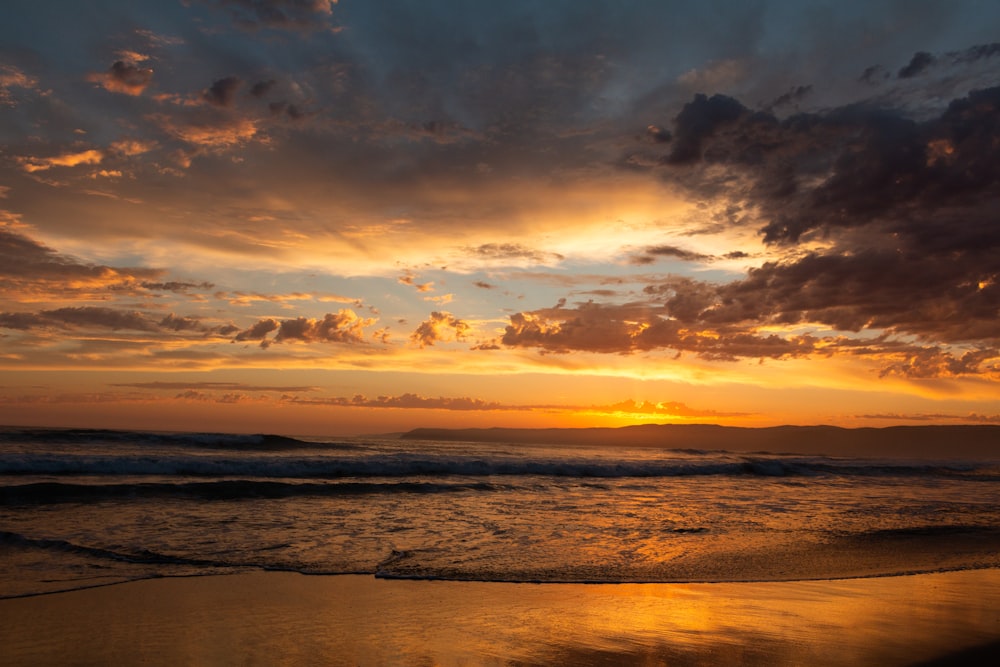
(898, 51, 936, 78)
(249, 79, 277, 98)
(767, 85, 813, 110)
(664, 93, 749, 165)
(706, 250, 1000, 346)
(859, 65, 886, 84)
(203, 76, 243, 107)
(500, 76, 1000, 376)
(636, 85, 1000, 357)
(950, 42, 1000, 63)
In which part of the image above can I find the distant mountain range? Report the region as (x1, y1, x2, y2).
(400, 424, 1000, 459)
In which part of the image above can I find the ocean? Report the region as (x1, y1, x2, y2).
(2, 426, 1000, 599)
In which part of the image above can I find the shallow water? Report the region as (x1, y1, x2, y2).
(3, 571, 1000, 666)
(2, 426, 1000, 597)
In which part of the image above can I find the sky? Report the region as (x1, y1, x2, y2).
(1, 0, 999, 435)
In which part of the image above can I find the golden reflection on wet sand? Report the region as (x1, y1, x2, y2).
(2, 569, 999, 666)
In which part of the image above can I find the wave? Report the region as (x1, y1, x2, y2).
(1, 451, 997, 480)
(0, 529, 223, 568)
(0, 479, 503, 504)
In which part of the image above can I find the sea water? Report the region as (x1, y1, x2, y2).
(2, 426, 999, 598)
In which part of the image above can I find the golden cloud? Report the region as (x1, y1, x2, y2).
(87, 60, 154, 96)
(153, 114, 260, 148)
(17, 149, 104, 173)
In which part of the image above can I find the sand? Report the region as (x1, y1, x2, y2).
(2, 569, 1000, 666)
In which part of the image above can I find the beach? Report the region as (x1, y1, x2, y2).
(3, 428, 1000, 664)
(3, 569, 1000, 666)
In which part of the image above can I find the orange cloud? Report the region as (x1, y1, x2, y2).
(0, 227, 170, 302)
(110, 139, 158, 156)
(411, 311, 469, 347)
(218, 291, 358, 307)
(585, 399, 750, 419)
(152, 114, 260, 148)
(87, 60, 154, 96)
(17, 149, 104, 173)
(285, 392, 510, 411)
(398, 272, 434, 292)
(0, 64, 37, 106)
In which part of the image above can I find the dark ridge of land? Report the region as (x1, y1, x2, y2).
(399, 424, 1000, 459)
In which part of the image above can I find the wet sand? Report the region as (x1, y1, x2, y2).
(2, 569, 1000, 666)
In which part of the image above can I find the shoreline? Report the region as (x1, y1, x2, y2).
(3, 568, 1000, 666)
(6, 560, 1000, 601)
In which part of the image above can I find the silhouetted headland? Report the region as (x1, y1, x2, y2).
(400, 424, 1000, 459)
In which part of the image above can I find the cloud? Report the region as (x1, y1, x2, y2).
(250, 79, 277, 98)
(410, 311, 469, 347)
(663, 93, 749, 165)
(233, 317, 279, 343)
(497, 300, 816, 361)
(858, 412, 1000, 424)
(876, 347, 999, 379)
(676, 58, 749, 91)
(0, 305, 232, 339)
(0, 307, 160, 332)
(158, 313, 206, 331)
(898, 51, 936, 78)
(949, 42, 1000, 64)
(0, 64, 37, 106)
(286, 392, 509, 411)
(423, 293, 453, 305)
(0, 227, 167, 300)
(859, 65, 886, 85)
(217, 290, 357, 306)
(492, 297, 1000, 378)
(588, 399, 750, 419)
(767, 85, 813, 111)
(203, 76, 243, 107)
(112, 381, 317, 392)
(87, 60, 154, 96)
(398, 272, 434, 292)
(624, 84, 1000, 363)
(17, 149, 104, 173)
(634, 245, 711, 264)
(151, 113, 260, 149)
(465, 243, 564, 264)
(197, 0, 339, 32)
(137, 280, 214, 293)
(282, 393, 749, 419)
(110, 139, 158, 156)
(233, 309, 376, 348)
